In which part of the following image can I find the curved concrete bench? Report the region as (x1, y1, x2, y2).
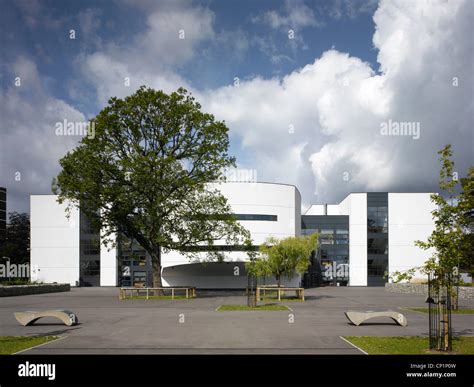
(14, 310, 78, 326)
(344, 310, 407, 327)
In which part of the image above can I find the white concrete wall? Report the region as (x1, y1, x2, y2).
(100, 233, 117, 286)
(30, 196, 80, 286)
(305, 205, 324, 215)
(304, 204, 339, 215)
(388, 193, 436, 281)
(162, 182, 300, 268)
(339, 193, 367, 286)
(161, 182, 301, 287)
(161, 262, 300, 289)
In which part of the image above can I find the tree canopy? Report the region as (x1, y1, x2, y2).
(247, 233, 318, 287)
(53, 86, 252, 287)
(0, 212, 30, 266)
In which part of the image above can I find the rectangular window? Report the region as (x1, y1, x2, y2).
(234, 214, 278, 221)
(367, 257, 388, 276)
(320, 236, 334, 245)
(80, 260, 100, 276)
(368, 206, 388, 234)
(80, 239, 100, 255)
(368, 238, 388, 254)
(336, 239, 348, 244)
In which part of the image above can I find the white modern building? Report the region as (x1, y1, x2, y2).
(30, 183, 435, 288)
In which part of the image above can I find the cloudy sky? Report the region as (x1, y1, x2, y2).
(0, 0, 473, 215)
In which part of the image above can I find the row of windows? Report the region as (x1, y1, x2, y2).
(80, 260, 100, 276)
(189, 213, 278, 222)
(80, 239, 100, 255)
(302, 228, 348, 234)
(234, 214, 278, 221)
(368, 257, 388, 276)
(121, 258, 147, 267)
(181, 245, 260, 252)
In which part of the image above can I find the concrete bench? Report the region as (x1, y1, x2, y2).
(14, 310, 78, 326)
(344, 310, 407, 326)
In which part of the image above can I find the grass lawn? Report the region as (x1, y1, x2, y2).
(344, 336, 474, 354)
(217, 304, 290, 311)
(123, 295, 189, 300)
(403, 307, 474, 314)
(0, 336, 59, 355)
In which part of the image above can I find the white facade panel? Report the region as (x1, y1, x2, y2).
(326, 205, 340, 215)
(100, 237, 117, 286)
(161, 262, 301, 289)
(30, 195, 80, 286)
(388, 193, 436, 280)
(305, 205, 325, 215)
(304, 204, 339, 215)
(162, 182, 299, 265)
(344, 193, 367, 286)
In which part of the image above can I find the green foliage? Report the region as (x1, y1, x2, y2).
(389, 267, 417, 283)
(415, 145, 473, 283)
(0, 336, 58, 355)
(247, 233, 318, 286)
(0, 212, 30, 265)
(53, 86, 252, 286)
(458, 167, 474, 279)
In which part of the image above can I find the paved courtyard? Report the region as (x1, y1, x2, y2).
(1, 287, 473, 354)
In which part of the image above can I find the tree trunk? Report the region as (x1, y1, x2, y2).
(276, 274, 281, 287)
(151, 246, 163, 296)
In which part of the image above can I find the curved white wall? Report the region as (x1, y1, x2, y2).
(161, 182, 301, 288)
(162, 182, 301, 267)
(162, 262, 300, 288)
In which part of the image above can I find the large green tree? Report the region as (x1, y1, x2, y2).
(53, 86, 251, 288)
(247, 233, 318, 287)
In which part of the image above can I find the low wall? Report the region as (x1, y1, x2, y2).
(0, 283, 70, 297)
(385, 282, 474, 300)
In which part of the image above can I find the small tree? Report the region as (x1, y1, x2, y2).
(415, 145, 468, 293)
(248, 233, 318, 287)
(413, 145, 473, 351)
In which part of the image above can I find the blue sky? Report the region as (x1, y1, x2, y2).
(1, 0, 378, 111)
(0, 0, 472, 214)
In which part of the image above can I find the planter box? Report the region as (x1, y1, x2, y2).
(0, 283, 70, 297)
